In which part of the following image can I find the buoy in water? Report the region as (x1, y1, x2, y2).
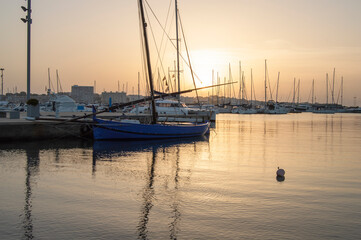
(276, 175, 285, 182)
(276, 167, 285, 177)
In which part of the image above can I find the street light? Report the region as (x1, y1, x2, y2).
(0, 68, 4, 97)
(20, 0, 32, 100)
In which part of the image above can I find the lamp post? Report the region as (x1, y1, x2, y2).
(21, 0, 32, 100)
(0, 68, 4, 98)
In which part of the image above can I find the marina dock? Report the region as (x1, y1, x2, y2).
(0, 110, 214, 141)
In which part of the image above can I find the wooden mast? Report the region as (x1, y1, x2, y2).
(138, 0, 157, 124)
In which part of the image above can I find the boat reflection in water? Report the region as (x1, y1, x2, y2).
(92, 136, 209, 239)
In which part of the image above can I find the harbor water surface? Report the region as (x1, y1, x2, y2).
(1, 113, 361, 239)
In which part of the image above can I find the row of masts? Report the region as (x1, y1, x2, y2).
(207, 61, 344, 107)
(47, 68, 63, 95)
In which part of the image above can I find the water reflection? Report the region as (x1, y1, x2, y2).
(137, 146, 157, 240)
(1, 114, 361, 239)
(0, 140, 93, 240)
(92, 136, 208, 162)
(0, 139, 92, 151)
(276, 175, 285, 182)
(92, 137, 208, 240)
(23, 145, 40, 239)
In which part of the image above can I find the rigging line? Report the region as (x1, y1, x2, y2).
(57, 72, 63, 93)
(148, 0, 174, 85)
(159, 5, 175, 86)
(229, 66, 236, 100)
(243, 76, 248, 102)
(48, 69, 56, 94)
(178, 11, 201, 107)
(265, 64, 273, 100)
(252, 76, 257, 101)
(267, 71, 273, 100)
(336, 87, 341, 104)
(307, 87, 312, 103)
(286, 85, 292, 102)
(144, 6, 167, 90)
(154, 0, 173, 73)
(144, 0, 171, 82)
(144, 0, 203, 84)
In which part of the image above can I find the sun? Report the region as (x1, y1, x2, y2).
(184, 49, 234, 88)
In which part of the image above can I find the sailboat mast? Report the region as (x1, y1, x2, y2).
(293, 78, 296, 106)
(239, 61, 242, 105)
(250, 68, 253, 106)
(212, 69, 214, 105)
(138, 0, 157, 124)
(341, 76, 343, 106)
(264, 59, 267, 106)
(312, 79, 314, 104)
(48, 68, 51, 94)
(276, 72, 280, 103)
(332, 68, 335, 105)
(138, 72, 140, 99)
(297, 79, 300, 105)
(326, 73, 328, 105)
(175, 0, 180, 100)
(56, 69, 59, 93)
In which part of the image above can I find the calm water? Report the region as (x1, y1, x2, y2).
(1, 113, 361, 239)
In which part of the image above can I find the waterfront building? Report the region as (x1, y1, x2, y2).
(101, 91, 127, 105)
(71, 85, 94, 104)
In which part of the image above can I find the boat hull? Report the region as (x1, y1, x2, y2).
(93, 119, 210, 140)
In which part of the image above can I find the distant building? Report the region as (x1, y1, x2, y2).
(101, 91, 127, 105)
(127, 94, 144, 102)
(71, 85, 94, 104)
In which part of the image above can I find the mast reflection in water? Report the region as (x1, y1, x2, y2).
(92, 137, 208, 240)
(1, 114, 361, 239)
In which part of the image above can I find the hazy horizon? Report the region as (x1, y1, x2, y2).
(1, 0, 361, 106)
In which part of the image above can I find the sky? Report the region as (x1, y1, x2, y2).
(1, 0, 361, 106)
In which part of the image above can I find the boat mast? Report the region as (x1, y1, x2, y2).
(276, 72, 280, 103)
(48, 68, 51, 95)
(239, 61, 241, 105)
(212, 69, 214, 105)
(341, 76, 343, 106)
(332, 68, 335, 105)
(297, 79, 300, 105)
(138, 0, 157, 124)
(250, 68, 253, 107)
(175, 0, 180, 101)
(264, 59, 267, 106)
(138, 72, 140, 99)
(293, 77, 296, 107)
(326, 73, 328, 105)
(56, 70, 59, 93)
(312, 79, 314, 104)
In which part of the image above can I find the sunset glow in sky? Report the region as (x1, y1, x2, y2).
(1, 0, 361, 105)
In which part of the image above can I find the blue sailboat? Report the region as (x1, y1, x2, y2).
(92, 0, 210, 140)
(93, 118, 210, 140)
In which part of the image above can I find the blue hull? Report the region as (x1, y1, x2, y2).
(93, 118, 210, 140)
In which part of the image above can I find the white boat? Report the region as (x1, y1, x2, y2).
(231, 106, 258, 114)
(263, 101, 289, 114)
(41, 94, 77, 112)
(130, 99, 190, 116)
